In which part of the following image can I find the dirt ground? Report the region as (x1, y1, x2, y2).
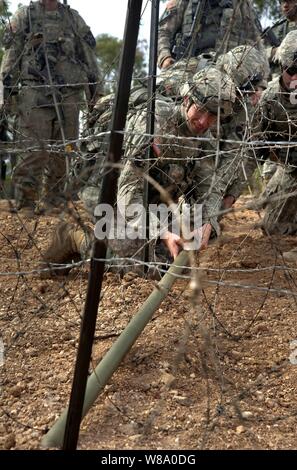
(0, 196, 296, 450)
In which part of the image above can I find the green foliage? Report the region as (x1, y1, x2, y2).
(96, 33, 147, 93)
(0, 1, 11, 65)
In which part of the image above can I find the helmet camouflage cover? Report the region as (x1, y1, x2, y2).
(156, 54, 215, 96)
(276, 30, 297, 68)
(180, 67, 236, 118)
(217, 45, 269, 90)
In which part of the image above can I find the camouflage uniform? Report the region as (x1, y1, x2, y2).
(42, 68, 237, 273)
(157, 0, 263, 68)
(266, 18, 297, 79)
(87, 69, 236, 261)
(250, 31, 297, 235)
(0, 0, 102, 209)
(82, 46, 270, 222)
(209, 45, 270, 201)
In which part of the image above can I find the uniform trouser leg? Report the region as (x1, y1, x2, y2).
(42, 92, 81, 204)
(262, 166, 297, 235)
(13, 88, 55, 206)
(108, 160, 148, 260)
(190, 157, 221, 236)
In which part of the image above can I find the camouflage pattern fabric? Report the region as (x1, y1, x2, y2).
(217, 45, 270, 89)
(157, 0, 263, 68)
(180, 66, 236, 117)
(248, 44, 297, 234)
(156, 54, 215, 96)
(0, 1, 102, 208)
(260, 165, 297, 235)
(266, 19, 297, 78)
(81, 71, 237, 260)
(210, 46, 270, 201)
(275, 29, 297, 68)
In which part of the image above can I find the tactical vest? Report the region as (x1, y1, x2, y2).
(181, 0, 242, 56)
(274, 19, 297, 43)
(21, 1, 87, 88)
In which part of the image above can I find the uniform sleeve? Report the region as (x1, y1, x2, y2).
(211, 100, 269, 208)
(70, 8, 104, 100)
(198, 121, 258, 233)
(0, 6, 27, 80)
(157, 0, 187, 68)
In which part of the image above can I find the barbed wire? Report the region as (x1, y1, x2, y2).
(1, 0, 297, 451)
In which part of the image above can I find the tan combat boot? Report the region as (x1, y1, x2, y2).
(40, 221, 92, 278)
(282, 247, 297, 264)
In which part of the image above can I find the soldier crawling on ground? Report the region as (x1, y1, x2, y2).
(82, 43, 269, 219)
(40, 68, 239, 278)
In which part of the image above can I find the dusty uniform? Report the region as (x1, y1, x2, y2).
(41, 67, 238, 274)
(0, 1, 102, 208)
(210, 45, 270, 200)
(81, 68, 236, 262)
(80, 98, 224, 259)
(252, 77, 297, 235)
(157, 0, 263, 68)
(110, 100, 218, 259)
(266, 19, 297, 79)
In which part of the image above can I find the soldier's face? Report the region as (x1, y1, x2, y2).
(250, 88, 264, 107)
(282, 69, 297, 90)
(41, 0, 58, 11)
(281, 1, 297, 20)
(186, 103, 217, 135)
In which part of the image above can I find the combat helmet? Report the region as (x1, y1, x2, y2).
(156, 54, 215, 97)
(275, 30, 297, 72)
(180, 66, 236, 118)
(217, 45, 269, 91)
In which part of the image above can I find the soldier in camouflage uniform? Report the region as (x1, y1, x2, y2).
(0, 0, 102, 212)
(248, 30, 297, 262)
(157, 0, 263, 70)
(41, 68, 237, 275)
(263, 0, 297, 181)
(70, 46, 269, 263)
(80, 45, 269, 231)
(266, 0, 297, 78)
(215, 45, 270, 201)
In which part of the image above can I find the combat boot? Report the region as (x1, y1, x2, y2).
(40, 221, 92, 278)
(282, 247, 297, 264)
(13, 185, 37, 213)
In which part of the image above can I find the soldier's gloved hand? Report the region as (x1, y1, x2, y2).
(162, 230, 183, 259)
(161, 57, 175, 69)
